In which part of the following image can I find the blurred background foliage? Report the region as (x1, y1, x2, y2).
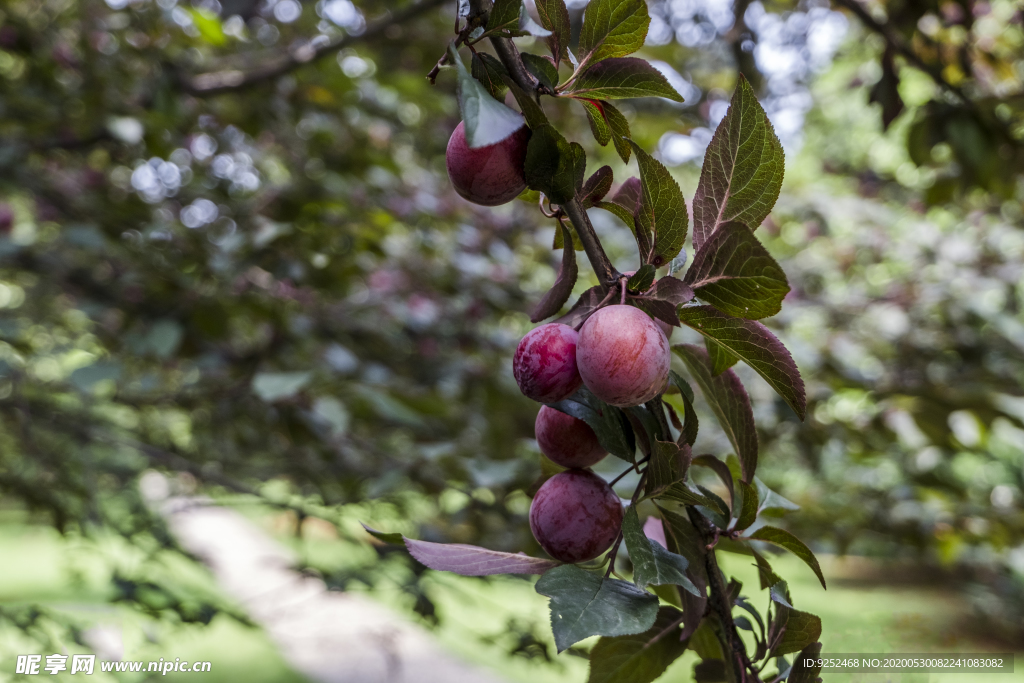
(0, 0, 1021, 669)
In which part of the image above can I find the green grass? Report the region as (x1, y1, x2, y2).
(0, 522, 306, 683)
(1, 512, 1020, 683)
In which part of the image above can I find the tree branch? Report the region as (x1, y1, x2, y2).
(831, 0, 970, 106)
(561, 197, 619, 287)
(460, 0, 619, 288)
(688, 507, 763, 683)
(184, 0, 447, 96)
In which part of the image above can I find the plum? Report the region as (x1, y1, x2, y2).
(576, 304, 671, 407)
(535, 405, 606, 468)
(529, 469, 622, 563)
(446, 121, 530, 206)
(513, 323, 582, 403)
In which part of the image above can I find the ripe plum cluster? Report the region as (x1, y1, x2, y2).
(512, 309, 670, 563)
(447, 121, 673, 564)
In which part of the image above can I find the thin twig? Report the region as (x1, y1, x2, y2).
(184, 0, 446, 96)
(609, 455, 650, 487)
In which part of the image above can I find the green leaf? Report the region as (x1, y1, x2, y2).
(534, 0, 571, 66)
(683, 222, 790, 320)
(647, 440, 687, 494)
(692, 74, 784, 250)
(604, 101, 633, 162)
(734, 596, 766, 643)
(517, 3, 553, 37)
(623, 506, 700, 594)
(667, 371, 698, 446)
(734, 480, 758, 530)
(755, 477, 800, 515)
(578, 0, 650, 67)
(771, 607, 822, 657)
(472, 52, 509, 101)
(788, 642, 824, 683)
(552, 220, 583, 251)
(693, 660, 726, 682)
(524, 125, 583, 204)
(522, 53, 560, 90)
(694, 486, 730, 529)
(689, 620, 724, 661)
(657, 506, 708, 593)
(360, 523, 403, 545)
(450, 45, 526, 148)
(252, 371, 311, 402)
(569, 142, 587, 197)
(630, 141, 688, 268)
(748, 526, 826, 589)
(531, 223, 578, 322)
(187, 8, 227, 46)
(657, 483, 728, 519)
(576, 99, 630, 163)
(536, 564, 659, 652)
(587, 607, 689, 683)
(692, 455, 734, 508)
(504, 78, 549, 129)
(705, 338, 738, 376)
(770, 580, 793, 608)
(751, 548, 782, 590)
(487, 0, 523, 31)
(595, 200, 637, 235)
(582, 166, 614, 207)
(675, 306, 807, 420)
(627, 265, 655, 293)
(569, 58, 683, 101)
(580, 99, 612, 146)
(548, 385, 636, 462)
(672, 344, 757, 483)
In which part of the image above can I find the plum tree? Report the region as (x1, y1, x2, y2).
(535, 405, 606, 469)
(513, 323, 582, 403)
(576, 305, 671, 407)
(446, 121, 530, 206)
(401, 6, 821, 680)
(529, 469, 622, 564)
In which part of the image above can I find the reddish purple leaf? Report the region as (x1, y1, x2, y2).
(531, 223, 578, 322)
(554, 285, 607, 329)
(676, 306, 806, 420)
(582, 165, 614, 207)
(673, 343, 759, 483)
(612, 177, 641, 213)
(405, 538, 560, 576)
(648, 275, 694, 305)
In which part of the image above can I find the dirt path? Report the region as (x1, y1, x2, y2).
(163, 497, 508, 683)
